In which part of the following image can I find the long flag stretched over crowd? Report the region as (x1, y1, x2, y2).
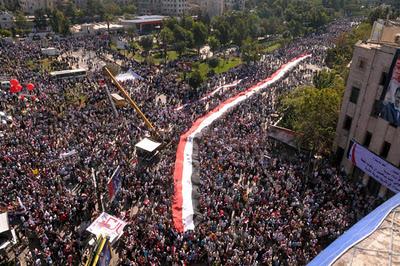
(172, 54, 311, 232)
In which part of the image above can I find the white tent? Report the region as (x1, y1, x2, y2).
(115, 69, 144, 82)
(135, 138, 161, 153)
(0, 212, 9, 234)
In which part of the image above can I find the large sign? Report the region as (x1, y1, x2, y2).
(86, 212, 127, 244)
(379, 49, 400, 127)
(347, 140, 400, 192)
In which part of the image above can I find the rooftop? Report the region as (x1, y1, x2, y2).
(334, 205, 400, 265)
(119, 15, 167, 24)
(369, 19, 400, 46)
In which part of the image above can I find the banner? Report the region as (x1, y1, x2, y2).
(172, 54, 311, 233)
(107, 166, 122, 202)
(348, 140, 400, 192)
(86, 212, 127, 244)
(379, 49, 400, 127)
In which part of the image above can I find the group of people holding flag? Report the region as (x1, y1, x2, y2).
(0, 17, 382, 265)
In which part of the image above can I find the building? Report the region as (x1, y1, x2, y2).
(119, 15, 166, 33)
(334, 19, 400, 198)
(309, 192, 400, 265)
(70, 22, 124, 35)
(19, 0, 54, 14)
(0, 11, 14, 29)
(190, 0, 245, 18)
(135, 0, 188, 16)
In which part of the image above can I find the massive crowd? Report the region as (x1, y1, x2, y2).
(0, 18, 384, 265)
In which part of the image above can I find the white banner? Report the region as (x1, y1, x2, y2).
(348, 141, 400, 192)
(86, 212, 127, 244)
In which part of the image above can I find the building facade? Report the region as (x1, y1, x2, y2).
(19, 0, 54, 14)
(190, 0, 245, 18)
(136, 0, 187, 16)
(334, 20, 400, 198)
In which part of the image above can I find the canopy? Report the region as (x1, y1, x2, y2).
(135, 138, 161, 153)
(0, 212, 9, 234)
(115, 69, 143, 82)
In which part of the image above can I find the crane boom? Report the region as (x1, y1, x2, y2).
(103, 66, 158, 136)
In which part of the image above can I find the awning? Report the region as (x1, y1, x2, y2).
(135, 138, 161, 153)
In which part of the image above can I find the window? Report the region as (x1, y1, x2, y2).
(343, 115, 352, 131)
(349, 86, 360, 104)
(371, 100, 381, 117)
(379, 72, 388, 86)
(363, 131, 372, 147)
(358, 58, 366, 70)
(380, 141, 391, 158)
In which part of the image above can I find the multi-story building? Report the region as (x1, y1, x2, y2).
(334, 19, 400, 198)
(190, 0, 244, 18)
(136, 0, 187, 16)
(161, 0, 187, 16)
(19, 0, 54, 14)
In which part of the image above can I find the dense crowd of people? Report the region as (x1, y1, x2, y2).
(0, 18, 384, 265)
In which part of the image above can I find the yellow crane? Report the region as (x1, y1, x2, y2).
(103, 66, 160, 139)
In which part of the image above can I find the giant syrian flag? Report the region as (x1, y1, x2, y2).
(172, 54, 311, 232)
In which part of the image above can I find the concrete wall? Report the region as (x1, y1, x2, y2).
(335, 41, 400, 198)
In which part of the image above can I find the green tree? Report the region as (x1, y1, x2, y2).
(212, 17, 231, 47)
(208, 36, 220, 54)
(34, 9, 48, 30)
(279, 85, 343, 155)
(313, 69, 337, 89)
(241, 37, 261, 64)
(159, 27, 174, 62)
(0, 29, 11, 37)
(104, 13, 114, 32)
(188, 70, 204, 89)
(193, 21, 208, 55)
(172, 25, 194, 56)
(208, 57, 220, 68)
(139, 35, 154, 57)
(50, 10, 70, 35)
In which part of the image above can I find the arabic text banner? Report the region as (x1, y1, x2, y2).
(348, 140, 400, 193)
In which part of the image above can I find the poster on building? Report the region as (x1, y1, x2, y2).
(379, 49, 400, 127)
(86, 212, 127, 244)
(347, 140, 400, 193)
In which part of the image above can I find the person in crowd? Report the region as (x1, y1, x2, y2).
(0, 18, 381, 265)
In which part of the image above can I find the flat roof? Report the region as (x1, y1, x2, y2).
(0, 212, 9, 234)
(119, 15, 167, 24)
(50, 68, 87, 76)
(309, 192, 400, 266)
(135, 138, 161, 152)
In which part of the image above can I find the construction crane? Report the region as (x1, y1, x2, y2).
(103, 66, 161, 140)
